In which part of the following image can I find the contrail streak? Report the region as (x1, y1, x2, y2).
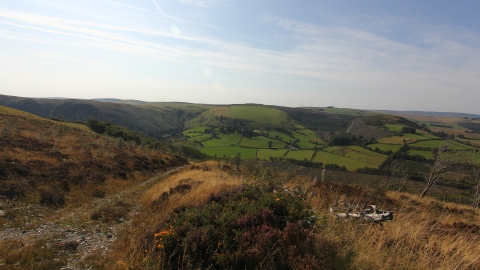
(151, 0, 166, 16)
(102, 0, 287, 48)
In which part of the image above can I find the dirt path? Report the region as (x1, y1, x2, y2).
(346, 118, 358, 133)
(0, 166, 187, 269)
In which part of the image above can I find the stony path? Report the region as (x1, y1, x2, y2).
(0, 166, 187, 269)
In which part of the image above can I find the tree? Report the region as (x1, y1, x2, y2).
(268, 140, 273, 149)
(463, 148, 480, 208)
(420, 141, 458, 198)
(387, 160, 411, 192)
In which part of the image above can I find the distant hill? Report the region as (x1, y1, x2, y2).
(93, 98, 149, 105)
(379, 110, 480, 119)
(2, 95, 452, 172)
(0, 95, 185, 139)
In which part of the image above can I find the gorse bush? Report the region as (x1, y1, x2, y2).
(146, 184, 336, 269)
(39, 188, 65, 207)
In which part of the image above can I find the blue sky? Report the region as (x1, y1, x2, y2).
(1, 0, 479, 113)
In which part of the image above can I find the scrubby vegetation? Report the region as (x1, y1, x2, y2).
(99, 160, 480, 270)
(2, 101, 480, 269)
(144, 185, 335, 269)
(0, 114, 185, 206)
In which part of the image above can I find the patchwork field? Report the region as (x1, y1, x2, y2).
(458, 139, 480, 147)
(313, 150, 371, 171)
(292, 131, 323, 149)
(409, 140, 471, 150)
(200, 146, 256, 159)
(257, 149, 288, 160)
(201, 133, 243, 147)
(239, 136, 285, 149)
(285, 150, 315, 160)
(377, 136, 417, 144)
(266, 130, 293, 142)
(368, 143, 402, 153)
(323, 146, 387, 167)
(183, 126, 209, 136)
(409, 149, 434, 160)
(400, 114, 480, 139)
(296, 129, 325, 144)
(187, 133, 212, 142)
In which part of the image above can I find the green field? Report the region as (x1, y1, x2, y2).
(183, 126, 209, 135)
(187, 133, 212, 142)
(449, 141, 473, 150)
(409, 140, 470, 150)
(285, 150, 315, 161)
(200, 146, 256, 159)
(321, 107, 378, 116)
(409, 140, 441, 149)
(403, 133, 431, 141)
(229, 106, 292, 127)
(267, 131, 293, 142)
(292, 132, 319, 149)
(349, 146, 389, 166)
(239, 136, 285, 149)
(296, 129, 325, 145)
(175, 140, 199, 149)
(323, 146, 387, 167)
(202, 133, 243, 147)
(409, 149, 434, 160)
(257, 149, 289, 160)
(416, 132, 439, 139)
(368, 143, 402, 153)
(185, 110, 221, 128)
(313, 151, 371, 171)
(377, 136, 417, 144)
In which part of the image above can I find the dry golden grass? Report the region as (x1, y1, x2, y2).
(58, 160, 480, 269)
(0, 111, 187, 268)
(102, 161, 243, 269)
(309, 190, 480, 270)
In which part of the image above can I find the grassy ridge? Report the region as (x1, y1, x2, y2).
(229, 105, 292, 127)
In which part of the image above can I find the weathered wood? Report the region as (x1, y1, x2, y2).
(330, 203, 393, 226)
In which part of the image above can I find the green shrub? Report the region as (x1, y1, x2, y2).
(145, 184, 336, 269)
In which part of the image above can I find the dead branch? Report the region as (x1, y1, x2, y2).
(330, 202, 393, 227)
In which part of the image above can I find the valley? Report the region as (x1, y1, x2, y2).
(1, 96, 480, 269)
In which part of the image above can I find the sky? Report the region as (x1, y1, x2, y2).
(1, 0, 479, 114)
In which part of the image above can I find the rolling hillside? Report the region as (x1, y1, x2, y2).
(0, 95, 186, 139)
(4, 95, 471, 173)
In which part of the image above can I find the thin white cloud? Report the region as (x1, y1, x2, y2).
(178, 0, 236, 9)
(103, 0, 284, 47)
(1, 2, 479, 113)
(151, 0, 166, 16)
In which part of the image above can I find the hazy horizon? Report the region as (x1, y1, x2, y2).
(2, 93, 478, 116)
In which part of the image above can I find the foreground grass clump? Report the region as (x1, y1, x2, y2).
(143, 184, 336, 269)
